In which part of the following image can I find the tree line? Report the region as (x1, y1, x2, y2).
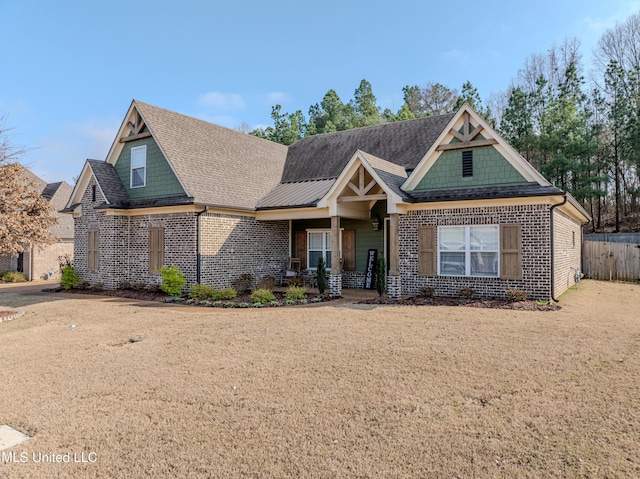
(251, 12, 640, 233)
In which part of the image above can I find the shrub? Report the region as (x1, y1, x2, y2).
(190, 283, 216, 300)
(146, 284, 161, 293)
(159, 264, 186, 296)
(89, 282, 104, 292)
(212, 301, 222, 307)
(185, 299, 194, 305)
(224, 301, 235, 308)
(76, 281, 90, 290)
(286, 299, 295, 305)
(258, 276, 275, 290)
(285, 286, 306, 301)
(457, 287, 476, 299)
(311, 297, 322, 303)
(298, 298, 307, 304)
(418, 286, 436, 298)
(376, 256, 386, 297)
(250, 288, 275, 304)
(238, 302, 250, 308)
(232, 273, 253, 293)
(60, 265, 80, 290)
(212, 287, 237, 301)
(117, 281, 131, 290)
(270, 300, 279, 307)
(199, 300, 211, 306)
(506, 289, 528, 302)
(2, 271, 27, 283)
(316, 256, 327, 294)
(253, 302, 263, 308)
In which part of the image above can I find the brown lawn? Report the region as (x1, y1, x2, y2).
(0, 280, 639, 478)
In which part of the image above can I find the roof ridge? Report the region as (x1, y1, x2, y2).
(133, 99, 288, 150)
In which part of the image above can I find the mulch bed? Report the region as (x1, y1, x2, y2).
(359, 295, 561, 311)
(42, 287, 335, 307)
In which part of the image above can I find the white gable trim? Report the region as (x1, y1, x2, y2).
(65, 161, 108, 208)
(104, 100, 191, 197)
(402, 103, 551, 191)
(317, 150, 405, 215)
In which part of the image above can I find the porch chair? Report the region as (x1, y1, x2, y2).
(283, 258, 302, 286)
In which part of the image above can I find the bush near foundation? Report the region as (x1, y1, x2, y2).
(60, 265, 80, 290)
(159, 264, 186, 296)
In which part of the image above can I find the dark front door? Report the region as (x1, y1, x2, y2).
(17, 253, 24, 272)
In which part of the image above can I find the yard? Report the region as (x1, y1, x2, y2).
(0, 280, 638, 478)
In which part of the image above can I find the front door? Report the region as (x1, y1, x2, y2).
(17, 253, 24, 273)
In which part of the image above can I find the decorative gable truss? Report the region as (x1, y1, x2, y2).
(402, 103, 550, 192)
(317, 150, 408, 218)
(121, 108, 151, 143)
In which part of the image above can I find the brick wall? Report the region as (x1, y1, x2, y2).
(400, 204, 552, 300)
(31, 241, 74, 280)
(200, 213, 289, 288)
(553, 209, 582, 297)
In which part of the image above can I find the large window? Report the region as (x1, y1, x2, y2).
(308, 230, 332, 270)
(438, 225, 499, 277)
(130, 145, 147, 188)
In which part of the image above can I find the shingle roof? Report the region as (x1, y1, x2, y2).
(281, 113, 455, 182)
(134, 101, 288, 209)
(88, 160, 129, 205)
(408, 184, 565, 203)
(95, 195, 194, 210)
(256, 179, 336, 209)
(47, 182, 74, 239)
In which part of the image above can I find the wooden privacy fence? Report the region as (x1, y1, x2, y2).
(582, 241, 640, 281)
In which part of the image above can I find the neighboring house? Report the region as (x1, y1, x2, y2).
(0, 170, 74, 280)
(63, 100, 590, 300)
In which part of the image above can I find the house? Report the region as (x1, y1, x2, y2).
(63, 100, 590, 300)
(0, 169, 74, 280)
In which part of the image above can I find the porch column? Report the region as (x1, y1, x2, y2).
(329, 215, 342, 297)
(387, 213, 402, 299)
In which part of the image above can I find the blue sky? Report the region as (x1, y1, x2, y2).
(1, 0, 638, 184)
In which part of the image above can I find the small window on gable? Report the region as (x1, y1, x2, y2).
(462, 150, 473, 177)
(91, 184, 97, 202)
(131, 145, 147, 188)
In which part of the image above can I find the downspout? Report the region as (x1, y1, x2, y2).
(30, 245, 34, 281)
(127, 216, 131, 282)
(550, 194, 568, 302)
(195, 206, 209, 284)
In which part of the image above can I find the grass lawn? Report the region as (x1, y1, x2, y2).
(0, 279, 639, 478)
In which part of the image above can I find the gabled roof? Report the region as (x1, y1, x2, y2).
(87, 160, 129, 205)
(282, 113, 455, 182)
(115, 101, 289, 210)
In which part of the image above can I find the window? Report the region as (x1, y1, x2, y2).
(130, 145, 147, 188)
(438, 225, 499, 277)
(149, 228, 164, 271)
(462, 150, 473, 177)
(88, 230, 99, 270)
(308, 230, 333, 270)
(91, 184, 96, 202)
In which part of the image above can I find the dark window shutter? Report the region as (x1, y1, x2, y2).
(88, 230, 99, 270)
(500, 224, 522, 279)
(418, 226, 436, 276)
(342, 230, 355, 271)
(462, 151, 473, 177)
(295, 231, 307, 270)
(149, 228, 164, 271)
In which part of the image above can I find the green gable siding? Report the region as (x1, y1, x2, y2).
(115, 136, 185, 199)
(412, 145, 530, 192)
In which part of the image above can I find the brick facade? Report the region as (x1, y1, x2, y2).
(74, 176, 289, 289)
(553, 209, 582, 297)
(199, 213, 289, 289)
(399, 204, 553, 300)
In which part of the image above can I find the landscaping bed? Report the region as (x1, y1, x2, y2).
(359, 295, 560, 311)
(43, 286, 335, 307)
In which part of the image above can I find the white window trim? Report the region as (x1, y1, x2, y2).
(437, 225, 499, 278)
(307, 228, 342, 272)
(130, 145, 147, 188)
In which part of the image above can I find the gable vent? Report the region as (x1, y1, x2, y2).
(462, 151, 473, 177)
